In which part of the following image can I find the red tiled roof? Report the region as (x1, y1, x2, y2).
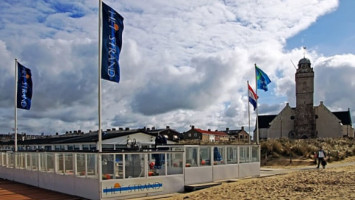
(194, 128, 229, 136)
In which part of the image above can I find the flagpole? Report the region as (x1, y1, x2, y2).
(255, 64, 259, 145)
(247, 81, 251, 144)
(14, 59, 18, 152)
(98, 0, 103, 153)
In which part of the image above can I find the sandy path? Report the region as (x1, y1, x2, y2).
(166, 158, 355, 200)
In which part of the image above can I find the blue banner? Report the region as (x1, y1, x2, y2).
(101, 2, 124, 83)
(17, 63, 32, 110)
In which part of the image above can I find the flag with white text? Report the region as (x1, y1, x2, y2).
(101, 2, 124, 83)
(17, 63, 32, 110)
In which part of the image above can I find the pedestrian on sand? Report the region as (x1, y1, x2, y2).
(317, 147, 327, 169)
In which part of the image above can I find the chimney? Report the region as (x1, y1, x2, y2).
(125, 127, 130, 131)
(208, 129, 211, 132)
(320, 101, 323, 105)
(166, 126, 170, 129)
(112, 128, 116, 131)
(191, 125, 195, 130)
(119, 127, 123, 131)
(152, 127, 155, 130)
(226, 128, 229, 131)
(106, 129, 111, 132)
(241, 126, 244, 131)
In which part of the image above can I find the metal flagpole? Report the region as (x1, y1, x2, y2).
(98, 1, 103, 199)
(247, 81, 251, 144)
(255, 64, 259, 145)
(14, 59, 18, 152)
(98, 0, 103, 153)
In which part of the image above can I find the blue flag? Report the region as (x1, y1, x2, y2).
(17, 63, 32, 110)
(255, 64, 271, 91)
(101, 2, 124, 83)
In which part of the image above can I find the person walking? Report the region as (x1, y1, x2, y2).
(317, 147, 327, 169)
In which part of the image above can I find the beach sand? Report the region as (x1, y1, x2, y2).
(166, 157, 355, 200)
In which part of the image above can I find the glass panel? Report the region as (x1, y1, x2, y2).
(148, 153, 166, 176)
(76, 154, 86, 176)
(31, 154, 38, 170)
(239, 146, 250, 163)
(185, 147, 198, 167)
(252, 146, 259, 162)
(213, 147, 225, 165)
(74, 145, 80, 150)
(87, 154, 97, 178)
(67, 145, 74, 151)
(8, 153, 14, 168)
(57, 154, 64, 174)
(114, 154, 123, 179)
(17, 153, 25, 168)
(102, 154, 114, 180)
(0, 153, 2, 166)
(65, 153, 74, 175)
(26, 154, 31, 170)
(227, 146, 238, 164)
(125, 154, 145, 178)
(40, 153, 46, 171)
(167, 153, 183, 175)
(200, 147, 211, 166)
(46, 153, 54, 172)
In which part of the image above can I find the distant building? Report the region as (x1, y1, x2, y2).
(183, 126, 229, 142)
(257, 57, 354, 139)
(223, 127, 250, 142)
(0, 127, 179, 151)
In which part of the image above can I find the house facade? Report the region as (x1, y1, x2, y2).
(183, 126, 229, 142)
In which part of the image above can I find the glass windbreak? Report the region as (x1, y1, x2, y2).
(148, 153, 166, 176)
(26, 154, 31, 170)
(76, 154, 86, 176)
(252, 146, 259, 162)
(57, 154, 64, 174)
(239, 146, 250, 163)
(46, 153, 54, 172)
(167, 153, 183, 175)
(200, 147, 211, 166)
(114, 154, 123, 179)
(17, 153, 26, 169)
(40, 153, 46, 171)
(8, 153, 14, 168)
(125, 154, 145, 178)
(31, 153, 38, 170)
(87, 154, 97, 177)
(213, 147, 225, 165)
(102, 154, 114, 180)
(185, 147, 198, 167)
(227, 146, 238, 164)
(64, 153, 74, 175)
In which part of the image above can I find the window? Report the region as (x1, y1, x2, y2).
(200, 147, 211, 166)
(167, 153, 183, 175)
(125, 154, 145, 178)
(185, 147, 198, 167)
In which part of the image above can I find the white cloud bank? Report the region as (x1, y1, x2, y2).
(1, 0, 354, 134)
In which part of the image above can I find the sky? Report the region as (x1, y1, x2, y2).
(0, 0, 354, 135)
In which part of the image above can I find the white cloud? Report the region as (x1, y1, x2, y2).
(1, 0, 353, 134)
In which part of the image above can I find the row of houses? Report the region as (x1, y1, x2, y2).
(0, 126, 250, 151)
